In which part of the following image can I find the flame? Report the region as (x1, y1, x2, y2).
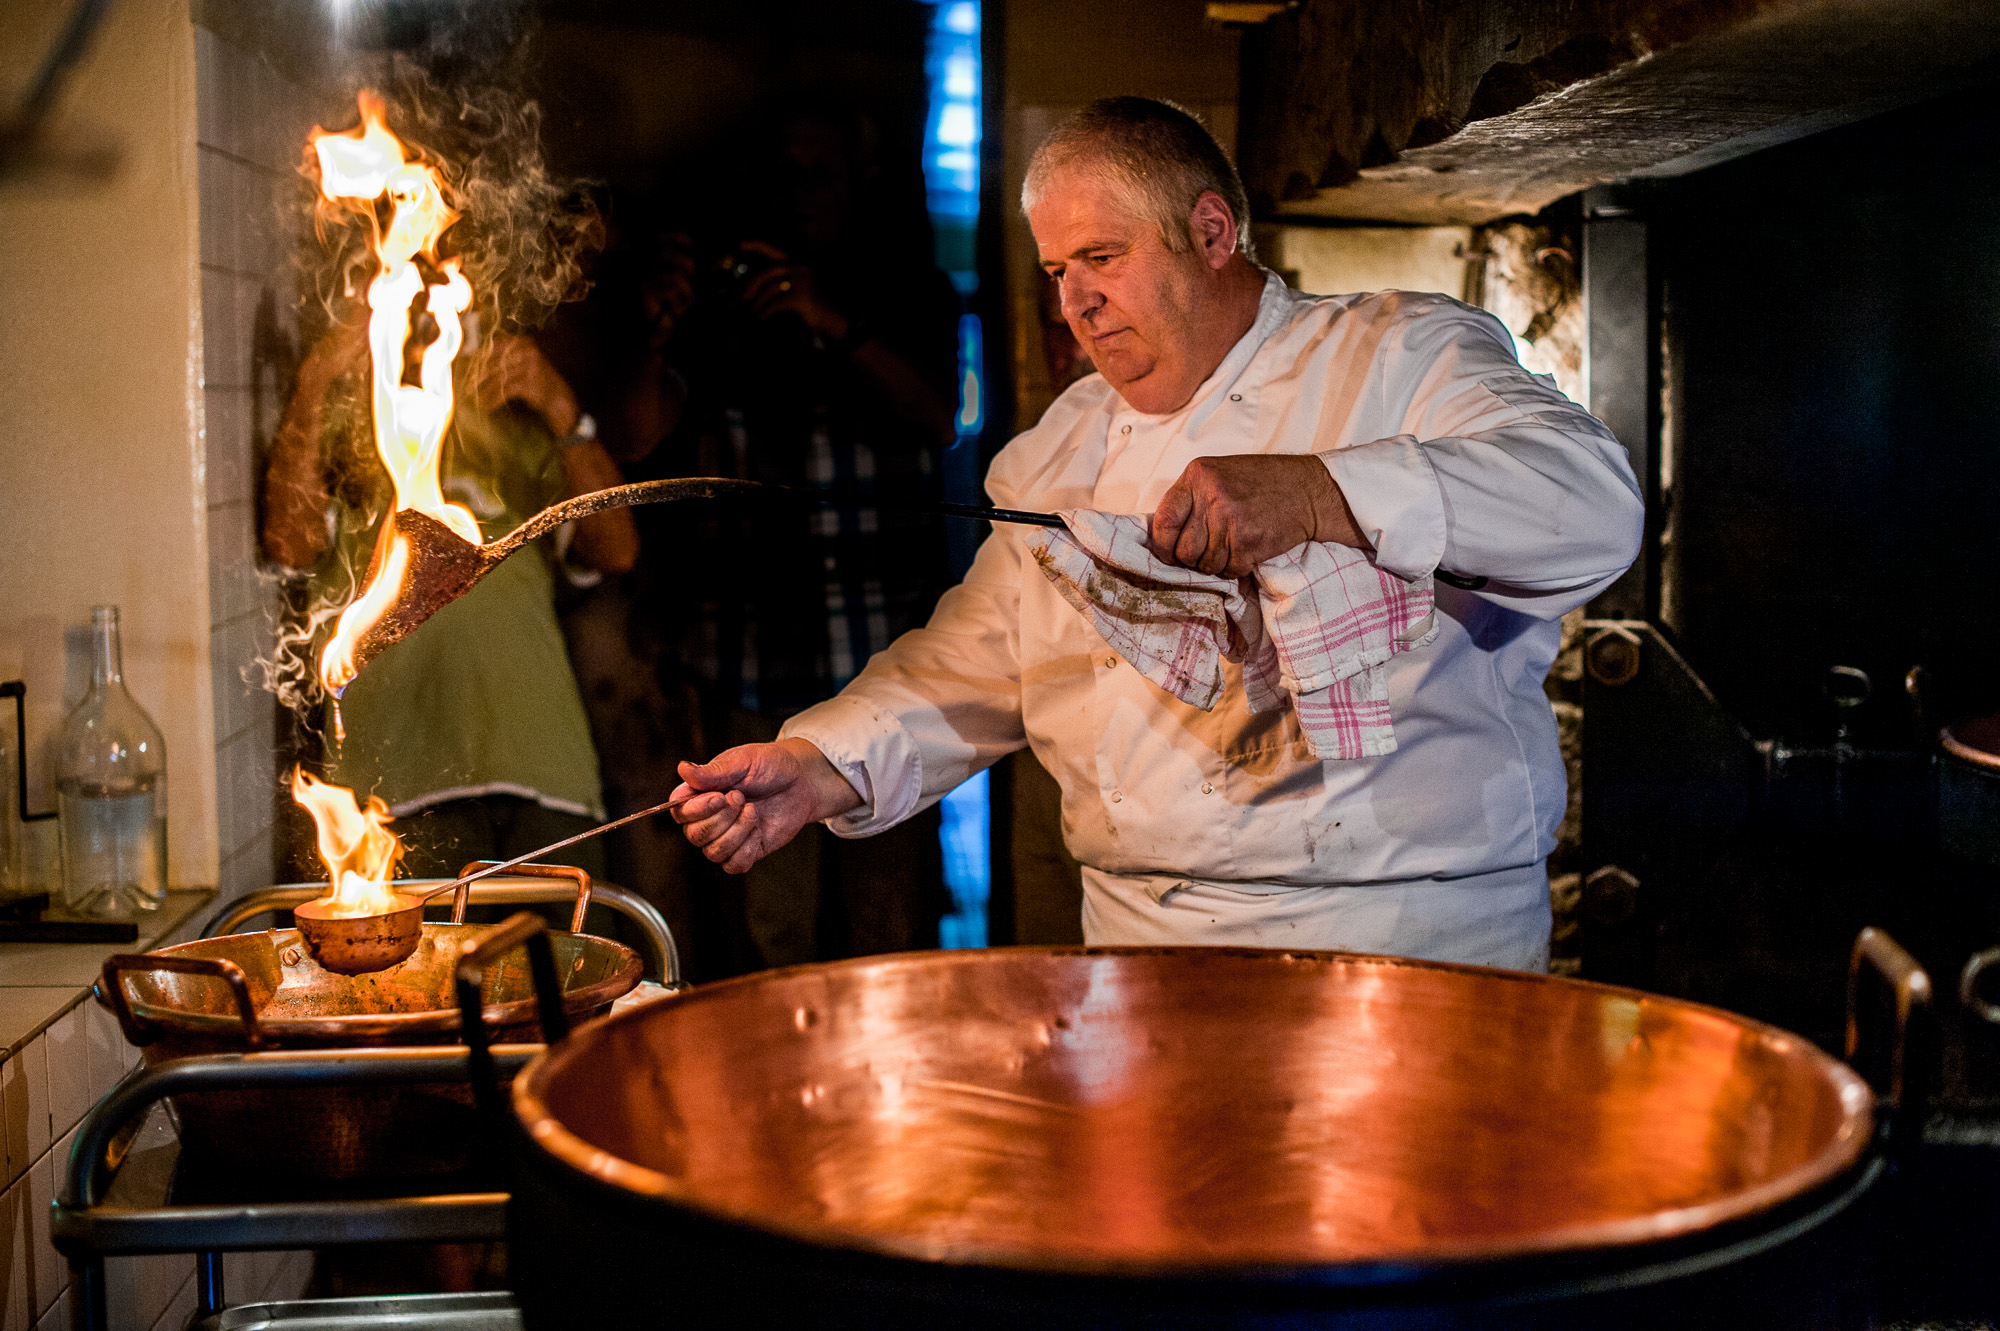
(312, 91, 482, 696)
(292, 767, 406, 918)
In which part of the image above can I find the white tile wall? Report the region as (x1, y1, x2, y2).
(24, 1153, 55, 1323)
(0, 1009, 216, 1331)
(32, 1287, 68, 1331)
(2, 1171, 28, 1331)
(198, 21, 320, 912)
(222, 1249, 311, 1308)
(0, 1053, 27, 1184)
(42, 1012, 87, 1151)
(102, 1250, 194, 1331)
(17, 1043, 46, 1170)
(83, 1003, 134, 1114)
(147, 1274, 194, 1331)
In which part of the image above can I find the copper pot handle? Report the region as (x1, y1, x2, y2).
(1959, 947, 2000, 1025)
(453, 861, 592, 933)
(1844, 926, 1932, 1151)
(456, 912, 570, 1126)
(97, 953, 267, 1049)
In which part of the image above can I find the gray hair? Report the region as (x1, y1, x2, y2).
(1022, 97, 1255, 263)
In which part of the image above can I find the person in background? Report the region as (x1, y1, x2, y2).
(638, 104, 963, 975)
(533, 198, 704, 963)
(264, 315, 638, 880)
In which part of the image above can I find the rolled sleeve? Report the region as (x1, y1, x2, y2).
(779, 696, 925, 837)
(1320, 433, 1447, 580)
(1333, 297, 1642, 618)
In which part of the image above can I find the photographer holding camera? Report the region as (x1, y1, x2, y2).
(631, 104, 963, 975)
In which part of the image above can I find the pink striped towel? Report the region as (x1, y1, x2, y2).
(1027, 510, 1438, 759)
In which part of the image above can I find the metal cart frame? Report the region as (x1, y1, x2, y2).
(50, 878, 679, 1331)
(51, 1045, 536, 1331)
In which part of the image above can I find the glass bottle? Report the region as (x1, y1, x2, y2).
(58, 607, 168, 917)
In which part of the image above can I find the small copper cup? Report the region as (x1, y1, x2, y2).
(293, 892, 427, 975)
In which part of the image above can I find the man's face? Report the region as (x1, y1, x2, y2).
(1030, 168, 1216, 415)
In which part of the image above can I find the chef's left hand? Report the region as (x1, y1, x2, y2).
(1149, 454, 1372, 577)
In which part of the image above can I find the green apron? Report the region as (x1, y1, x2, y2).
(317, 403, 604, 820)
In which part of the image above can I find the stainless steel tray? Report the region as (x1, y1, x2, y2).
(192, 1293, 520, 1330)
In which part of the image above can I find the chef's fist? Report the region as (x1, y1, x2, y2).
(671, 738, 863, 875)
(1148, 454, 1370, 577)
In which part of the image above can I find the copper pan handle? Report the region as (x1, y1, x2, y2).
(455, 912, 567, 1127)
(1845, 926, 1932, 1152)
(453, 860, 591, 933)
(97, 953, 266, 1049)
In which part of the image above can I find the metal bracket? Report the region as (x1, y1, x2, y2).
(1, 681, 58, 822)
(1584, 624, 1644, 687)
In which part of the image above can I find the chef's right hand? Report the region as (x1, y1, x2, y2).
(670, 738, 864, 874)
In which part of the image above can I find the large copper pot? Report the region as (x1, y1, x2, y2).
(499, 946, 1880, 1329)
(98, 867, 642, 1180)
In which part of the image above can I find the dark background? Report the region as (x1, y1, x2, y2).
(1654, 84, 2000, 749)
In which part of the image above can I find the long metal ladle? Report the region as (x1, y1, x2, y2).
(341, 477, 1064, 686)
(294, 791, 690, 974)
(346, 475, 1491, 687)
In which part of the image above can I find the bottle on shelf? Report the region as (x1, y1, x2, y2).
(57, 606, 168, 917)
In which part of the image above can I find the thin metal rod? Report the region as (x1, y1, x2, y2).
(489, 477, 1063, 560)
(428, 795, 687, 903)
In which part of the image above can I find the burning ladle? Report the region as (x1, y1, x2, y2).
(293, 791, 688, 975)
(339, 477, 1065, 687)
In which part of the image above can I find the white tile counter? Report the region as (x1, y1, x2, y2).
(0, 891, 213, 1331)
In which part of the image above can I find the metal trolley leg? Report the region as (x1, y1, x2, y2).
(69, 1255, 106, 1331)
(197, 1251, 225, 1316)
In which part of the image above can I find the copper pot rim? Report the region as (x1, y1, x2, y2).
(112, 923, 643, 1042)
(1942, 715, 2000, 771)
(513, 945, 1876, 1278)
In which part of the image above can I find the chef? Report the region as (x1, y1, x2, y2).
(670, 97, 1642, 970)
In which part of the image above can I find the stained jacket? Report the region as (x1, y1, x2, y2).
(781, 273, 1642, 922)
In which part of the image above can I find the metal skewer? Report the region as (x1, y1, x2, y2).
(427, 794, 688, 903)
(295, 794, 690, 975)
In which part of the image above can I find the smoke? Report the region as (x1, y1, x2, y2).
(248, 566, 353, 729)
(299, 59, 601, 339)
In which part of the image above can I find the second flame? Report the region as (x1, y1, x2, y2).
(292, 767, 406, 918)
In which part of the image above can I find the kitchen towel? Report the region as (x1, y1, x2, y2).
(1027, 509, 1438, 759)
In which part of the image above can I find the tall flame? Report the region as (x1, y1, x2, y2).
(313, 91, 482, 696)
(291, 767, 406, 918)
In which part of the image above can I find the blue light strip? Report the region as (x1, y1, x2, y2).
(926, 0, 989, 947)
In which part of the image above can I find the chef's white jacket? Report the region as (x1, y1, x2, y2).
(782, 273, 1643, 947)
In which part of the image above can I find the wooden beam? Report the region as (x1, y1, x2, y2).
(1241, 0, 2000, 225)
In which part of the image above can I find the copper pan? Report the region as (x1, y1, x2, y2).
(97, 865, 641, 1179)
(510, 946, 1875, 1306)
